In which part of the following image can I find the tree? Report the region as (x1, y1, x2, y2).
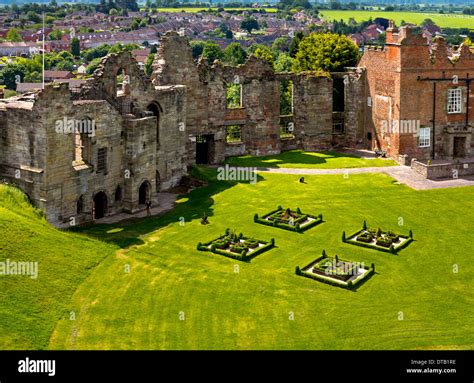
(201, 41, 223, 64)
(292, 32, 360, 73)
(144, 53, 154, 76)
(223, 42, 247, 66)
(274, 52, 293, 73)
(71, 37, 80, 57)
(0, 63, 27, 90)
(252, 44, 275, 68)
(6, 28, 22, 42)
(272, 37, 290, 53)
(289, 31, 304, 58)
(240, 17, 259, 34)
(86, 57, 102, 75)
(190, 40, 206, 60)
(26, 10, 41, 23)
(48, 29, 63, 41)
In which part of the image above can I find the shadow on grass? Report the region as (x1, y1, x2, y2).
(71, 170, 267, 249)
(225, 150, 361, 168)
(351, 271, 378, 292)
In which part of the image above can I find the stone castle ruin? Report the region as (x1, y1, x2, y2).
(1, 26, 472, 226)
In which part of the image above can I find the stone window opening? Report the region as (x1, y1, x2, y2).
(147, 102, 162, 146)
(114, 185, 122, 202)
(97, 147, 108, 173)
(116, 67, 130, 97)
(447, 88, 462, 114)
(73, 118, 93, 166)
(279, 80, 293, 117)
(226, 83, 242, 109)
(76, 195, 84, 214)
(226, 125, 243, 143)
(418, 127, 431, 148)
(332, 118, 345, 135)
(333, 77, 345, 112)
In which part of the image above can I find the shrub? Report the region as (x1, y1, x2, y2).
(296, 207, 301, 214)
(197, 242, 202, 250)
(409, 229, 413, 239)
(225, 228, 230, 235)
(322, 249, 326, 257)
(376, 236, 392, 248)
(377, 227, 382, 237)
(389, 244, 395, 253)
(371, 263, 375, 272)
(254, 213, 258, 222)
(295, 266, 301, 275)
(318, 214, 323, 220)
(363, 220, 367, 230)
(270, 238, 275, 246)
(342, 231, 346, 242)
(295, 223, 300, 232)
(210, 244, 216, 252)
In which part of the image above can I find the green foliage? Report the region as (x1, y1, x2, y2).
(292, 32, 360, 73)
(201, 41, 223, 64)
(144, 53, 154, 77)
(71, 37, 81, 58)
(86, 57, 102, 75)
(226, 84, 241, 108)
(6, 28, 21, 42)
(240, 16, 259, 33)
(48, 29, 63, 41)
(223, 42, 247, 66)
(250, 44, 275, 68)
(274, 52, 293, 73)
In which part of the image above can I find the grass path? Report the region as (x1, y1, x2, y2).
(48, 170, 474, 350)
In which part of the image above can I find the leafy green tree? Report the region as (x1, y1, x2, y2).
(292, 32, 360, 73)
(48, 29, 63, 41)
(86, 57, 102, 75)
(289, 31, 304, 58)
(145, 53, 154, 76)
(250, 44, 275, 68)
(190, 40, 206, 60)
(6, 28, 22, 42)
(274, 52, 293, 73)
(26, 10, 41, 23)
(223, 42, 247, 66)
(240, 17, 259, 33)
(272, 37, 290, 53)
(201, 41, 223, 64)
(0, 63, 27, 90)
(71, 37, 80, 57)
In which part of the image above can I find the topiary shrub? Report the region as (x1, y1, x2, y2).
(322, 249, 326, 257)
(371, 263, 375, 272)
(254, 213, 258, 222)
(225, 228, 230, 235)
(342, 231, 346, 242)
(270, 238, 275, 246)
(295, 266, 301, 275)
(197, 242, 202, 250)
(363, 220, 367, 230)
(296, 207, 301, 214)
(318, 214, 323, 220)
(409, 229, 413, 239)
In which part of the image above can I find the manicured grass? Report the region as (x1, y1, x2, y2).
(320, 10, 474, 29)
(44, 169, 473, 350)
(225, 150, 398, 169)
(0, 186, 116, 350)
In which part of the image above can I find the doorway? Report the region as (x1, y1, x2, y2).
(139, 181, 150, 205)
(453, 137, 466, 158)
(196, 134, 214, 164)
(93, 192, 108, 219)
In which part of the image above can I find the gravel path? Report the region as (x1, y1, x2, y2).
(257, 165, 474, 190)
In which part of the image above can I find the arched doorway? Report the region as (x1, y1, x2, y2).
(138, 181, 151, 205)
(93, 191, 108, 219)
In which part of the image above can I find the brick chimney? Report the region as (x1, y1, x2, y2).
(385, 20, 399, 44)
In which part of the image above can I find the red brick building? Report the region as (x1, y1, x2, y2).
(360, 24, 473, 163)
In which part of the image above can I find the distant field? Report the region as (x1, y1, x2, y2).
(320, 10, 474, 29)
(154, 7, 278, 13)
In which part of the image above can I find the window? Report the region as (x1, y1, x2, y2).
(332, 77, 345, 112)
(280, 121, 294, 139)
(418, 127, 430, 148)
(226, 125, 242, 143)
(447, 88, 462, 114)
(76, 195, 83, 214)
(332, 118, 345, 135)
(114, 185, 122, 202)
(226, 84, 242, 109)
(97, 147, 107, 173)
(73, 119, 92, 165)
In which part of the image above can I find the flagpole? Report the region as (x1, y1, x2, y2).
(42, 12, 45, 89)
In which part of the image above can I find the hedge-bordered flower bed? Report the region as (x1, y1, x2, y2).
(254, 206, 323, 233)
(295, 250, 375, 290)
(342, 222, 413, 254)
(197, 229, 275, 262)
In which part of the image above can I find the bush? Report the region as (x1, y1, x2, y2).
(342, 231, 346, 242)
(270, 238, 275, 246)
(376, 237, 392, 248)
(296, 207, 301, 214)
(409, 229, 413, 239)
(254, 213, 258, 222)
(363, 220, 367, 230)
(295, 266, 301, 275)
(197, 242, 202, 250)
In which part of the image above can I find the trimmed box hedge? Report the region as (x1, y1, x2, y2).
(197, 230, 275, 262)
(296, 250, 375, 290)
(254, 206, 323, 233)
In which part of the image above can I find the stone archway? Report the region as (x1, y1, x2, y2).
(138, 181, 151, 205)
(93, 191, 108, 219)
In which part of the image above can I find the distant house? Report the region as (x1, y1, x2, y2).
(43, 70, 74, 82)
(77, 64, 87, 75)
(0, 42, 38, 56)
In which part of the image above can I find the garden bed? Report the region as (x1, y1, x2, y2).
(254, 206, 323, 232)
(343, 222, 413, 254)
(296, 251, 375, 289)
(197, 228, 275, 262)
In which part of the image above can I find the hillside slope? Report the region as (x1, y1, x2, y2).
(0, 185, 115, 349)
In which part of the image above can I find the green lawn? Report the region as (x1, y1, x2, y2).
(0, 186, 116, 349)
(39, 168, 473, 350)
(225, 150, 398, 169)
(320, 10, 474, 29)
